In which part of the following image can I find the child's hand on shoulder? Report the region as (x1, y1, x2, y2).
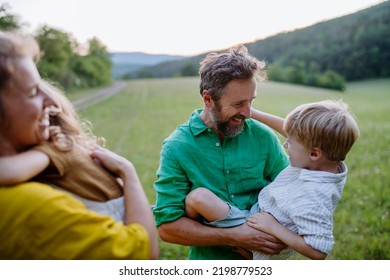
(90, 145, 134, 179)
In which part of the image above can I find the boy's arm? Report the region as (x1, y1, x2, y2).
(0, 150, 50, 185)
(251, 108, 287, 137)
(247, 212, 327, 260)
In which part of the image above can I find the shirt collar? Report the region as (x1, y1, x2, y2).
(189, 109, 210, 136)
(299, 162, 348, 183)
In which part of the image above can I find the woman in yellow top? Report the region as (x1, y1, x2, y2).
(0, 30, 158, 260)
(0, 80, 127, 222)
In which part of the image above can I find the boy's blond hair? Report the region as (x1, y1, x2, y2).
(284, 100, 360, 161)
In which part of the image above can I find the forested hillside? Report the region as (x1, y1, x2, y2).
(246, 0, 390, 82)
(135, 1, 390, 90)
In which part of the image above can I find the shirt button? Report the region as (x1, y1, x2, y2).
(231, 194, 235, 198)
(226, 170, 230, 174)
(208, 128, 211, 132)
(215, 143, 220, 147)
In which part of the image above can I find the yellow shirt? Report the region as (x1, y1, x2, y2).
(0, 182, 150, 259)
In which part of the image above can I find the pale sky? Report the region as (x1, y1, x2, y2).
(7, 0, 386, 56)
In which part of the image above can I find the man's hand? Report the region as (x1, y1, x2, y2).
(232, 247, 253, 259)
(229, 222, 287, 255)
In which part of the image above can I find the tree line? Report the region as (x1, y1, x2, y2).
(3, 1, 389, 92)
(0, 3, 112, 90)
(130, 1, 390, 91)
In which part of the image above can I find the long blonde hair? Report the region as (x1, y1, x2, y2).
(41, 81, 103, 151)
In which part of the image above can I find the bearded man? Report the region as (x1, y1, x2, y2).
(153, 45, 289, 260)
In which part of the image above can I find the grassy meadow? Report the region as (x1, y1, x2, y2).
(75, 77, 390, 260)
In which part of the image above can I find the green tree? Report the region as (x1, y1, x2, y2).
(88, 37, 108, 56)
(317, 70, 346, 90)
(0, 3, 19, 30)
(285, 61, 305, 84)
(267, 63, 285, 82)
(35, 25, 75, 87)
(71, 37, 112, 87)
(88, 37, 112, 85)
(72, 55, 111, 87)
(136, 69, 154, 79)
(2, 3, 113, 90)
(181, 63, 198, 77)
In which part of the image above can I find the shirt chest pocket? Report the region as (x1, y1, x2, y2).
(237, 160, 266, 193)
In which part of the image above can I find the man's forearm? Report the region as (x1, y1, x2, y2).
(157, 217, 286, 255)
(158, 217, 236, 247)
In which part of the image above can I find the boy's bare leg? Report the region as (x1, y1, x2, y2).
(185, 187, 230, 222)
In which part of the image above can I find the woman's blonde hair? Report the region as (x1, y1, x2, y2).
(41, 81, 103, 151)
(284, 100, 360, 161)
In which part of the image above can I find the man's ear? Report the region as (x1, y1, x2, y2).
(202, 90, 213, 108)
(310, 147, 323, 161)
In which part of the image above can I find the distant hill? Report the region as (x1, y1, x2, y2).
(110, 52, 186, 78)
(134, 1, 390, 85)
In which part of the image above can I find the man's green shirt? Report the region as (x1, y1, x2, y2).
(154, 110, 289, 259)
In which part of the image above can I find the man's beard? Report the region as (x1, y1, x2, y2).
(210, 107, 245, 138)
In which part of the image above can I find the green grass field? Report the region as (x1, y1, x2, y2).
(76, 77, 390, 260)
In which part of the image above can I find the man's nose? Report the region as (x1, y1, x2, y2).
(240, 103, 251, 118)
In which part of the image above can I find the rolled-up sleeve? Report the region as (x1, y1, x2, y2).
(153, 141, 191, 227)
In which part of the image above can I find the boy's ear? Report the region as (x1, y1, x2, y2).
(310, 147, 323, 161)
